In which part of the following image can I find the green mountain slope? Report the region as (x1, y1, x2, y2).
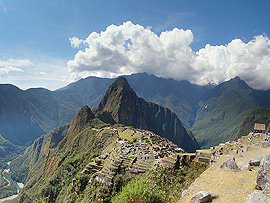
(24, 88, 76, 133)
(0, 134, 23, 168)
(9, 106, 111, 202)
(191, 77, 259, 149)
(94, 77, 199, 152)
(9, 105, 205, 203)
(235, 108, 270, 139)
(0, 85, 45, 145)
(0, 84, 77, 146)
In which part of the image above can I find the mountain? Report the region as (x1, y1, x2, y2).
(94, 77, 199, 152)
(8, 105, 205, 202)
(124, 73, 212, 127)
(55, 73, 212, 128)
(1, 73, 270, 152)
(236, 108, 270, 139)
(54, 76, 113, 111)
(0, 84, 77, 146)
(0, 85, 45, 145)
(191, 77, 260, 148)
(0, 73, 209, 148)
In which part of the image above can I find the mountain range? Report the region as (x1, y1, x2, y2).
(1, 72, 270, 202)
(1, 73, 270, 151)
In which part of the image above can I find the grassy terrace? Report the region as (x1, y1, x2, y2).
(118, 132, 133, 141)
(196, 149, 211, 154)
(123, 130, 134, 135)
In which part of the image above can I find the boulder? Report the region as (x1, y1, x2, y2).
(220, 157, 240, 170)
(249, 156, 265, 166)
(245, 190, 270, 203)
(257, 155, 270, 190)
(191, 191, 218, 203)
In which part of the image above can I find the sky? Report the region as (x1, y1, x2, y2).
(0, 0, 270, 90)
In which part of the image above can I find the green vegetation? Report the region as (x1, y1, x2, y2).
(118, 133, 133, 141)
(0, 170, 18, 199)
(8, 109, 114, 202)
(236, 108, 270, 139)
(112, 177, 166, 203)
(0, 134, 25, 198)
(192, 86, 258, 148)
(6, 104, 208, 203)
(113, 161, 208, 203)
(95, 77, 199, 152)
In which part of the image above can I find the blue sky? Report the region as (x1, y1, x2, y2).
(0, 0, 270, 90)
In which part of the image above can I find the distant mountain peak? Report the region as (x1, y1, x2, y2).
(226, 76, 251, 89)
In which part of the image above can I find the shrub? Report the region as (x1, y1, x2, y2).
(112, 177, 166, 203)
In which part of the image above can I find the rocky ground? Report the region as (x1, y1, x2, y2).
(179, 132, 270, 203)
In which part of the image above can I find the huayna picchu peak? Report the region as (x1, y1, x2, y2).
(95, 77, 200, 152)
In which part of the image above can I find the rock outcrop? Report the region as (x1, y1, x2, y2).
(245, 190, 270, 203)
(220, 157, 240, 170)
(249, 156, 265, 166)
(257, 155, 270, 190)
(190, 191, 218, 203)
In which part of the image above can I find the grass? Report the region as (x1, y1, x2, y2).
(118, 133, 133, 141)
(196, 149, 211, 154)
(179, 147, 270, 203)
(123, 130, 133, 135)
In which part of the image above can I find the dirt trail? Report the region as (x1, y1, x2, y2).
(0, 194, 18, 202)
(178, 147, 270, 203)
(2, 169, 10, 187)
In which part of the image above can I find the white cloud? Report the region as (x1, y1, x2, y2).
(68, 21, 270, 90)
(68, 21, 196, 81)
(69, 37, 84, 48)
(0, 57, 71, 90)
(192, 35, 270, 89)
(0, 66, 24, 75)
(0, 59, 32, 67)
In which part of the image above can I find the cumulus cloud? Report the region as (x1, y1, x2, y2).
(192, 35, 270, 89)
(68, 21, 270, 90)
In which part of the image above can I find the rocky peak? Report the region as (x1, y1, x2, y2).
(67, 105, 95, 141)
(110, 76, 133, 92)
(73, 105, 95, 126)
(95, 77, 200, 152)
(96, 77, 139, 123)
